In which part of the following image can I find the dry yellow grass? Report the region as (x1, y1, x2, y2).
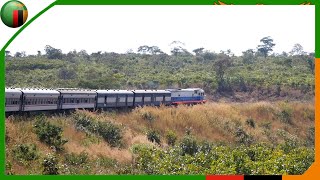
(5, 101, 314, 174)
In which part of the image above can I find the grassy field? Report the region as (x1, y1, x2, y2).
(5, 101, 314, 175)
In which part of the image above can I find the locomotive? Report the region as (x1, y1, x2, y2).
(5, 87, 206, 113)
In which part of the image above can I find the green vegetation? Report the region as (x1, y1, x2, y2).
(132, 143, 314, 175)
(33, 118, 68, 151)
(5, 40, 314, 101)
(73, 110, 123, 147)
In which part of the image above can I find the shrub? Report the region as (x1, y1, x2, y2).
(33, 118, 68, 151)
(166, 130, 177, 146)
(142, 112, 156, 123)
(180, 135, 198, 156)
(199, 140, 212, 154)
(96, 155, 118, 168)
(42, 153, 59, 175)
(245, 118, 255, 128)
(278, 109, 293, 124)
(235, 127, 254, 146)
(306, 127, 315, 147)
(12, 144, 39, 162)
(65, 151, 89, 166)
(147, 129, 161, 145)
(73, 111, 123, 147)
(97, 121, 122, 147)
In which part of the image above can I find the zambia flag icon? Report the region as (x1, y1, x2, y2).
(1, 1, 28, 28)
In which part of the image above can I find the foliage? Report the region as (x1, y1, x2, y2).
(132, 142, 314, 175)
(33, 118, 68, 151)
(65, 151, 89, 166)
(97, 121, 123, 147)
(234, 127, 254, 146)
(180, 135, 199, 156)
(257, 36, 276, 58)
(166, 130, 177, 146)
(214, 54, 232, 92)
(12, 144, 39, 162)
(147, 129, 161, 145)
(245, 118, 255, 128)
(5, 44, 314, 100)
(42, 153, 59, 175)
(73, 111, 123, 147)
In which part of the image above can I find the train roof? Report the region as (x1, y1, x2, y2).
(166, 88, 204, 92)
(5, 88, 22, 94)
(58, 89, 97, 94)
(20, 88, 60, 94)
(132, 90, 170, 94)
(96, 90, 134, 94)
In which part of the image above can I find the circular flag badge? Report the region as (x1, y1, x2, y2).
(1, 1, 28, 28)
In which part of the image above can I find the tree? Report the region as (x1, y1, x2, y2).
(290, 43, 304, 56)
(149, 46, 164, 55)
(169, 41, 190, 56)
(193, 48, 205, 56)
(221, 49, 234, 57)
(257, 36, 276, 58)
(5, 51, 11, 57)
(14, 52, 24, 58)
(58, 67, 77, 80)
(137, 45, 163, 55)
(78, 50, 90, 60)
(44, 45, 63, 59)
(306, 57, 314, 74)
(214, 54, 232, 92)
(242, 49, 255, 64)
(137, 45, 150, 54)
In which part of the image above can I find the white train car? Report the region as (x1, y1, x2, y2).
(58, 89, 96, 110)
(167, 88, 206, 105)
(96, 90, 134, 108)
(21, 89, 60, 111)
(5, 88, 22, 112)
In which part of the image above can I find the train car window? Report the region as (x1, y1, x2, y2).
(85, 99, 88, 103)
(76, 99, 80, 104)
(71, 99, 74, 103)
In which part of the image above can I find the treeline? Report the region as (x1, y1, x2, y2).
(5, 37, 315, 100)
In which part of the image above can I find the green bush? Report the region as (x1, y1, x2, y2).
(97, 121, 122, 147)
(65, 151, 89, 166)
(96, 155, 118, 168)
(33, 118, 68, 151)
(73, 111, 123, 147)
(147, 129, 161, 145)
(165, 130, 177, 146)
(234, 127, 254, 146)
(180, 135, 198, 156)
(42, 153, 59, 175)
(12, 144, 39, 162)
(199, 140, 212, 154)
(306, 127, 315, 147)
(246, 118, 255, 128)
(278, 109, 293, 124)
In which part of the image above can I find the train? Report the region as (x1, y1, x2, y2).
(5, 87, 206, 113)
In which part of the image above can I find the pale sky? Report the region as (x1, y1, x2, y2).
(6, 5, 315, 56)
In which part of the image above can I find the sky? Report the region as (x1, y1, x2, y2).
(6, 5, 315, 56)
